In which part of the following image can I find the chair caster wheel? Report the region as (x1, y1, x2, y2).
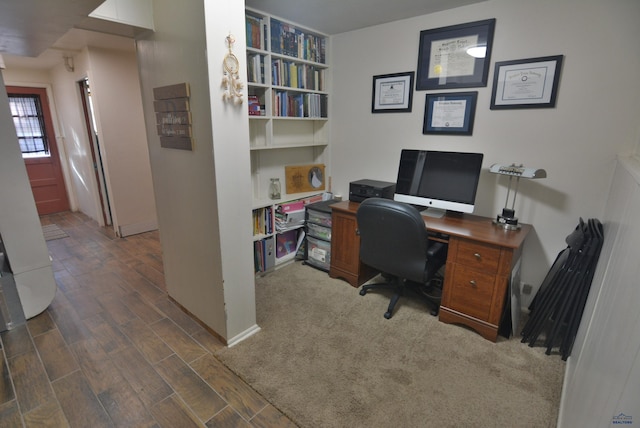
(359, 289, 367, 296)
(384, 311, 392, 319)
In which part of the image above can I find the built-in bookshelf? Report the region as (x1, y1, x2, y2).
(246, 8, 330, 274)
(252, 194, 324, 274)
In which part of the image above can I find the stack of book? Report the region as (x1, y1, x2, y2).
(273, 92, 327, 118)
(247, 54, 264, 84)
(248, 95, 263, 116)
(270, 18, 326, 63)
(252, 206, 272, 236)
(271, 59, 325, 91)
(274, 208, 305, 232)
(254, 237, 274, 272)
(246, 14, 266, 50)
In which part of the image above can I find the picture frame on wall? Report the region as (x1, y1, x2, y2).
(423, 92, 478, 135)
(416, 19, 496, 90)
(371, 72, 415, 113)
(490, 55, 564, 109)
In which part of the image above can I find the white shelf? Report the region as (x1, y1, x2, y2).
(250, 142, 327, 151)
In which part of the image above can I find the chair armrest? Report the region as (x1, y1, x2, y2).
(426, 241, 447, 259)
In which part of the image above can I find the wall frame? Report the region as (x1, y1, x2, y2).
(416, 19, 496, 90)
(371, 72, 414, 113)
(490, 55, 564, 109)
(423, 92, 477, 135)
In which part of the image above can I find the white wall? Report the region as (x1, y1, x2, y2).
(48, 50, 103, 222)
(136, 0, 257, 342)
(0, 72, 56, 318)
(558, 155, 640, 426)
(330, 0, 640, 303)
(203, 1, 258, 345)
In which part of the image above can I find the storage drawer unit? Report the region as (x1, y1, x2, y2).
(304, 199, 337, 272)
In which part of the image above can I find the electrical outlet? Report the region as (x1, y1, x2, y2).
(522, 283, 533, 295)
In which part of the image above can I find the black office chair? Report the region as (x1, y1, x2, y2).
(356, 198, 447, 319)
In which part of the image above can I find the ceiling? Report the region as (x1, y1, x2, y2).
(245, 0, 487, 35)
(0, 0, 487, 70)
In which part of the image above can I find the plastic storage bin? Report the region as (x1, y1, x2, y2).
(307, 209, 332, 227)
(307, 236, 331, 271)
(307, 222, 331, 241)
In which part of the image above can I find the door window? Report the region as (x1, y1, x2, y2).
(8, 94, 50, 158)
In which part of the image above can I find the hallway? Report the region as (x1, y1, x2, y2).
(0, 211, 295, 427)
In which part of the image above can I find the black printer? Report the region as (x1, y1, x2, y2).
(349, 179, 396, 202)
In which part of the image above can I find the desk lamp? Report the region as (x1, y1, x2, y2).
(490, 163, 547, 230)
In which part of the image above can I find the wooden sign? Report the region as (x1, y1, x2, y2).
(153, 83, 190, 100)
(285, 164, 325, 193)
(153, 83, 193, 150)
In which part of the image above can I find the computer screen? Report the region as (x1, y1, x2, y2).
(394, 150, 484, 217)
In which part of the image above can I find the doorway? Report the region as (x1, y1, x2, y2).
(78, 78, 112, 226)
(7, 86, 70, 215)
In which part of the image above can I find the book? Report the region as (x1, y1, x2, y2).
(276, 229, 298, 259)
(248, 95, 262, 116)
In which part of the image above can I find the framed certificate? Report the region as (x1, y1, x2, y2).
(490, 55, 564, 109)
(372, 72, 414, 113)
(416, 19, 496, 90)
(423, 92, 477, 135)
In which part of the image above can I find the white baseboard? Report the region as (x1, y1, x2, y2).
(226, 324, 261, 347)
(118, 220, 158, 237)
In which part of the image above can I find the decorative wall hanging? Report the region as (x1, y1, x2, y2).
(423, 91, 477, 135)
(222, 34, 244, 104)
(285, 164, 326, 193)
(416, 19, 496, 90)
(153, 83, 193, 150)
(490, 55, 564, 109)
(371, 72, 414, 113)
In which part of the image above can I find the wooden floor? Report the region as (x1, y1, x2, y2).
(0, 211, 296, 428)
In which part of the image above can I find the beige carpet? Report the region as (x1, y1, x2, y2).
(216, 261, 566, 428)
(42, 224, 69, 241)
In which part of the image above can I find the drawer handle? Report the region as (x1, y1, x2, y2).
(469, 280, 477, 287)
(474, 253, 481, 260)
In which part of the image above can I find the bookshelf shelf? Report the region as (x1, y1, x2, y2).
(250, 142, 328, 152)
(246, 8, 330, 275)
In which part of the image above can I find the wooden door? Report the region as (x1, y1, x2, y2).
(7, 86, 70, 215)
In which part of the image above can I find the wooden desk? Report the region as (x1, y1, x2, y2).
(329, 201, 531, 342)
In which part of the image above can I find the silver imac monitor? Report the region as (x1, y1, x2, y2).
(393, 149, 484, 217)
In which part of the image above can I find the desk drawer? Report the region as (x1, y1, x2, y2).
(448, 267, 495, 321)
(454, 240, 501, 274)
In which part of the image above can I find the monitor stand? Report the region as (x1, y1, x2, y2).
(421, 207, 446, 218)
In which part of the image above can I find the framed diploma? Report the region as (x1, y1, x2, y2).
(423, 92, 477, 135)
(372, 72, 414, 113)
(416, 19, 496, 90)
(490, 55, 564, 109)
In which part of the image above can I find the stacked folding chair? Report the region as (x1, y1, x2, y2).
(521, 218, 603, 360)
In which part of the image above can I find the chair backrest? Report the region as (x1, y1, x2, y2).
(356, 198, 430, 283)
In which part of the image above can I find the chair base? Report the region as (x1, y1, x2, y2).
(359, 275, 442, 319)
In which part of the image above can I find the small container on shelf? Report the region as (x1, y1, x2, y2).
(269, 178, 281, 200)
